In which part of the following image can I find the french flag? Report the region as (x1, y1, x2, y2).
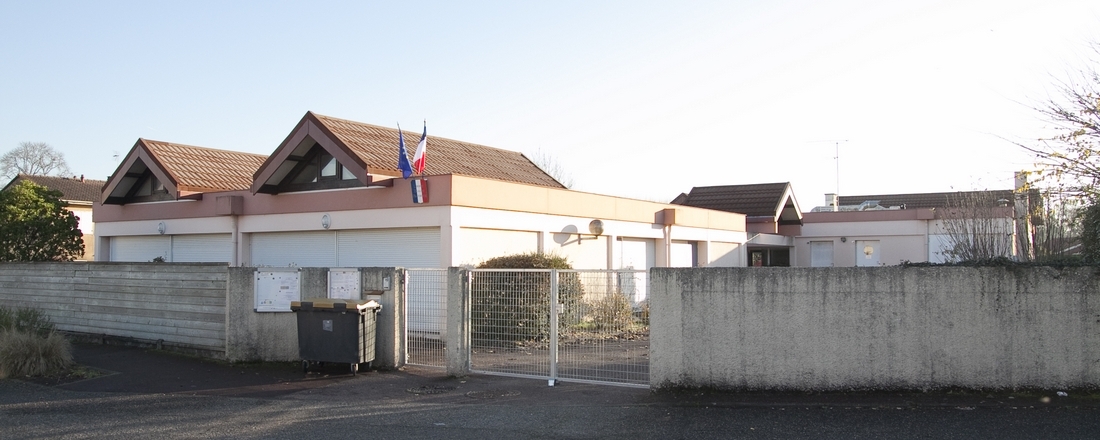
(412, 122, 427, 175)
(411, 178, 428, 204)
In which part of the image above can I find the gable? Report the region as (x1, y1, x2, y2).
(252, 112, 565, 194)
(101, 139, 266, 205)
(673, 182, 803, 225)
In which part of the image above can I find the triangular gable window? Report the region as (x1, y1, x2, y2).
(103, 158, 174, 205)
(279, 143, 362, 192)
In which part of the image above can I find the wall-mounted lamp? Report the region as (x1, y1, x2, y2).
(577, 219, 604, 244)
(157, 222, 166, 235)
(321, 214, 331, 229)
(840, 237, 847, 243)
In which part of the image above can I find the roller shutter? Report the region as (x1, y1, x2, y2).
(110, 236, 170, 262)
(251, 231, 337, 267)
(337, 228, 441, 268)
(172, 234, 232, 263)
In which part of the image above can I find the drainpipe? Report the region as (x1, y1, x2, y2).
(658, 208, 676, 267)
(231, 214, 239, 266)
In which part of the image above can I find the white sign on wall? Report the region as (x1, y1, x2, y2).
(254, 269, 301, 312)
(328, 268, 361, 300)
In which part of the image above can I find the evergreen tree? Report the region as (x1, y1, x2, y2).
(0, 181, 84, 261)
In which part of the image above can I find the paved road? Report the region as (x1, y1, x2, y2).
(1, 344, 1097, 439)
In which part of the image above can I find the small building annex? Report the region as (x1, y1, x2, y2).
(93, 112, 748, 269)
(796, 190, 1025, 267)
(671, 182, 803, 266)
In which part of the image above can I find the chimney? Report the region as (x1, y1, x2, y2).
(80, 174, 85, 182)
(825, 193, 839, 212)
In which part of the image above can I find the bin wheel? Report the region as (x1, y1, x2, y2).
(350, 363, 358, 375)
(302, 360, 309, 373)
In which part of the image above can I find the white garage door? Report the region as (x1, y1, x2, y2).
(173, 234, 232, 263)
(111, 236, 169, 262)
(337, 228, 441, 268)
(251, 231, 337, 267)
(249, 228, 441, 268)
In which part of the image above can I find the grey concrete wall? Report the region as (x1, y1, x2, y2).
(446, 268, 471, 376)
(224, 267, 406, 368)
(0, 262, 228, 354)
(650, 266, 1100, 391)
(224, 267, 298, 362)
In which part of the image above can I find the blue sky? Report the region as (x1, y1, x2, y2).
(2, 1, 1098, 206)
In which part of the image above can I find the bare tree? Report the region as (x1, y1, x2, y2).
(528, 149, 575, 189)
(940, 192, 1017, 262)
(1029, 190, 1084, 261)
(1016, 43, 1100, 200)
(1, 142, 72, 180)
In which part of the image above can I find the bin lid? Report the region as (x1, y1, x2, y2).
(290, 298, 382, 313)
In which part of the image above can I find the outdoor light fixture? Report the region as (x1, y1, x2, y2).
(577, 219, 604, 244)
(157, 222, 166, 235)
(321, 214, 331, 229)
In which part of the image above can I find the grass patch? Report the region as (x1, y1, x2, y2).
(0, 306, 76, 381)
(0, 329, 74, 379)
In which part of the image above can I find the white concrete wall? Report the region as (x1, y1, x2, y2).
(650, 266, 1100, 391)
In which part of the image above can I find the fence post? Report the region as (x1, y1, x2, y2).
(549, 269, 559, 386)
(445, 267, 471, 376)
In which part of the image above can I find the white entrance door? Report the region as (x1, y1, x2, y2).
(855, 240, 881, 267)
(810, 241, 834, 267)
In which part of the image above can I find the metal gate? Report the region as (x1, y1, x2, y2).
(468, 269, 649, 387)
(406, 268, 448, 368)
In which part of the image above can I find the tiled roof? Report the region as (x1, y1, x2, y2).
(671, 182, 792, 217)
(838, 190, 1016, 209)
(4, 174, 105, 203)
(312, 113, 564, 188)
(142, 139, 268, 192)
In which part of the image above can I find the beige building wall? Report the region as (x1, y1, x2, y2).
(95, 175, 749, 269)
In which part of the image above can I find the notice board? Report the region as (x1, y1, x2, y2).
(328, 268, 361, 300)
(254, 269, 301, 312)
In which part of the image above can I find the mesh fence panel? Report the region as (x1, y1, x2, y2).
(557, 270, 648, 386)
(470, 269, 553, 378)
(406, 269, 447, 367)
(469, 269, 649, 386)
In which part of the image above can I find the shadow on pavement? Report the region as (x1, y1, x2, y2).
(58, 343, 356, 398)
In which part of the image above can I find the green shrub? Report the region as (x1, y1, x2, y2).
(0, 306, 56, 337)
(472, 252, 584, 342)
(0, 329, 73, 379)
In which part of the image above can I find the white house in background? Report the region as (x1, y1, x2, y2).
(93, 111, 748, 270)
(3, 174, 106, 260)
(796, 190, 1024, 267)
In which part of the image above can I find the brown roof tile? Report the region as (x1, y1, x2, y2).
(4, 174, 106, 203)
(312, 113, 564, 188)
(142, 139, 268, 192)
(672, 182, 792, 217)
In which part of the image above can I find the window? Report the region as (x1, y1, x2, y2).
(280, 145, 363, 192)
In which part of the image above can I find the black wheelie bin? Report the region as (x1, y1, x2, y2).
(290, 298, 381, 375)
